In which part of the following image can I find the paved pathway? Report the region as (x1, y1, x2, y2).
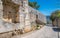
(12, 26, 59, 38)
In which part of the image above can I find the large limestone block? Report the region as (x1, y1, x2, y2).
(24, 26, 31, 33)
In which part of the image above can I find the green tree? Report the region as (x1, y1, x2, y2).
(28, 1, 40, 9)
(50, 13, 56, 26)
(50, 10, 60, 26)
(55, 10, 60, 18)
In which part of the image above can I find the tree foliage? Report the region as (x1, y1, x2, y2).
(28, 1, 40, 9)
(50, 10, 60, 21)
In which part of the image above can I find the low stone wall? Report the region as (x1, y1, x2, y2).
(0, 32, 12, 38)
(0, 29, 23, 38)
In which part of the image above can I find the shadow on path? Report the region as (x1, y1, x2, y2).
(52, 28, 60, 38)
(52, 28, 60, 32)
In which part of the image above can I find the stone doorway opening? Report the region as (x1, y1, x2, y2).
(2, 0, 20, 23)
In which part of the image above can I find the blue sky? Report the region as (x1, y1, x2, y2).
(29, 0, 60, 16)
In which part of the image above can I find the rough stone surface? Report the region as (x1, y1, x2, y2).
(0, 0, 46, 33)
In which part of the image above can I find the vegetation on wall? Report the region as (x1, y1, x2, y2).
(28, 1, 40, 9)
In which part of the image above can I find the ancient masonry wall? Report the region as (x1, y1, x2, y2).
(0, 0, 5, 33)
(19, 0, 31, 31)
(11, 0, 31, 29)
(0, 0, 3, 24)
(0, 0, 46, 33)
(0, 0, 31, 33)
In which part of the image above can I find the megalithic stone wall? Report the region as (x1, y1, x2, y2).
(0, 0, 3, 20)
(19, 0, 31, 30)
(0, 0, 31, 33)
(0, 0, 6, 33)
(23, 0, 31, 28)
(29, 6, 47, 24)
(0, 0, 3, 27)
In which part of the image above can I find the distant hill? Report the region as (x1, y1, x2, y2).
(46, 16, 52, 24)
(46, 16, 50, 20)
